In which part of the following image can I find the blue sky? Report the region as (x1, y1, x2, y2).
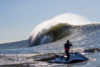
(0, 0, 100, 43)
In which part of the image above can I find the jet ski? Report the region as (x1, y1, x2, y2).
(49, 53, 88, 63)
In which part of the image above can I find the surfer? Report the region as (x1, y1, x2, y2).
(64, 40, 73, 61)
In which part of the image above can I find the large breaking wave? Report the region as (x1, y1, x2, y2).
(29, 13, 99, 47)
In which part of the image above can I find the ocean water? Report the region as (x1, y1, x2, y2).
(0, 23, 100, 67)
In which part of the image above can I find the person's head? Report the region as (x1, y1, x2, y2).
(67, 40, 69, 43)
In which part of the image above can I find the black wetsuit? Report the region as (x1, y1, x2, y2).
(64, 42, 72, 61)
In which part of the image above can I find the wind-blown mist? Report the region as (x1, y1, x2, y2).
(29, 13, 99, 47)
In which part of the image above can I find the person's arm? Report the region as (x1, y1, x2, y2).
(69, 42, 73, 46)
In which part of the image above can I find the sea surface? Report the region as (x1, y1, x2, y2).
(0, 23, 100, 67)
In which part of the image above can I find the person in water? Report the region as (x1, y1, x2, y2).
(64, 40, 73, 61)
